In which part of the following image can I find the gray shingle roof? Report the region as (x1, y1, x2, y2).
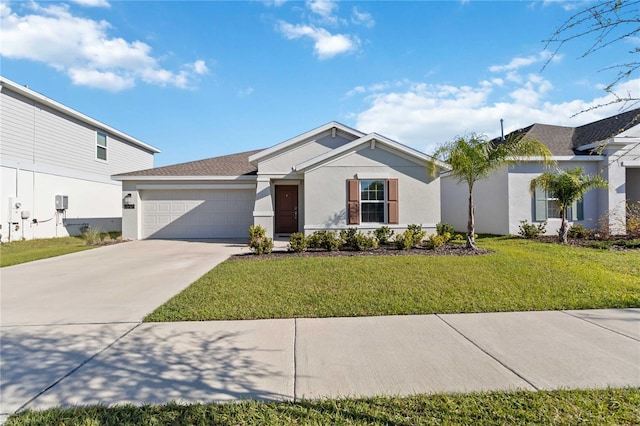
(114, 149, 262, 177)
(502, 108, 640, 155)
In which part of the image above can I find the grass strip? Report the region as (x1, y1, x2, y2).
(0, 237, 93, 267)
(7, 388, 639, 425)
(146, 238, 640, 321)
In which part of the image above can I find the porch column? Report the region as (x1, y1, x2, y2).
(253, 177, 274, 238)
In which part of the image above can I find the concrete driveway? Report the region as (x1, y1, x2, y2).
(1, 239, 245, 417)
(0, 239, 246, 325)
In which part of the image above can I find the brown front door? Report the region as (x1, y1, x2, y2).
(275, 185, 298, 234)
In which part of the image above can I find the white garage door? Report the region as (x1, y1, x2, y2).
(142, 189, 254, 239)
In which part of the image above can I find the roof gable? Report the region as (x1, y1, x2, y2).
(294, 133, 450, 172)
(248, 121, 365, 164)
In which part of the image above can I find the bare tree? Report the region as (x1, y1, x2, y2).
(543, 0, 640, 111)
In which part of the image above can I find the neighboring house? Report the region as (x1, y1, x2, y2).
(0, 76, 160, 242)
(442, 108, 640, 236)
(114, 122, 450, 240)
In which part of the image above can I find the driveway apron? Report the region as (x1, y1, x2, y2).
(0, 239, 244, 417)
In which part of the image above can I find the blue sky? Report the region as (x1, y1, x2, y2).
(2, 0, 638, 167)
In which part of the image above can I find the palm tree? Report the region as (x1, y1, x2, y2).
(529, 167, 608, 243)
(433, 133, 553, 249)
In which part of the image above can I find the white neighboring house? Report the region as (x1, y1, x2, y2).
(0, 76, 160, 242)
(114, 122, 450, 240)
(441, 108, 640, 236)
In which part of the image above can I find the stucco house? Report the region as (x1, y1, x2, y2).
(441, 108, 640, 236)
(114, 122, 450, 240)
(0, 76, 160, 242)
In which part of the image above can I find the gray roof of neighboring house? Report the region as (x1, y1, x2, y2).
(114, 149, 262, 177)
(502, 108, 640, 155)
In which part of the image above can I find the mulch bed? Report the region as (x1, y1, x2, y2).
(232, 243, 490, 260)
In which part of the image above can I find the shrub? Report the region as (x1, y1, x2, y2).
(424, 234, 446, 250)
(81, 226, 102, 246)
(373, 226, 395, 245)
(453, 233, 464, 241)
(627, 201, 640, 238)
(248, 225, 273, 255)
(567, 224, 591, 239)
(436, 223, 455, 241)
(322, 231, 342, 252)
(287, 232, 307, 253)
(407, 224, 427, 245)
(340, 228, 359, 248)
(306, 231, 326, 249)
(307, 230, 342, 251)
(518, 220, 547, 239)
(352, 232, 378, 251)
(394, 229, 416, 251)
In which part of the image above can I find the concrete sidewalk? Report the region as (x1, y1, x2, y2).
(2, 309, 638, 417)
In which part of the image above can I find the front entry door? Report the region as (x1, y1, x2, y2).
(275, 185, 298, 234)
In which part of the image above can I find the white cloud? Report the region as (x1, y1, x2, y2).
(350, 74, 640, 156)
(351, 7, 375, 28)
(0, 3, 208, 91)
(489, 51, 554, 73)
(277, 21, 359, 59)
(69, 0, 111, 8)
(306, 0, 338, 24)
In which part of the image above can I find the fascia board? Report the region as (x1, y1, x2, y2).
(248, 121, 365, 163)
(1, 76, 161, 154)
(111, 175, 257, 181)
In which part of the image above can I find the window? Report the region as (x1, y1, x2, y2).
(96, 131, 107, 161)
(347, 178, 398, 225)
(533, 187, 583, 221)
(361, 180, 385, 223)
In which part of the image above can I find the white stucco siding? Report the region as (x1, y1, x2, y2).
(441, 169, 509, 235)
(259, 131, 357, 174)
(507, 161, 602, 235)
(303, 146, 440, 232)
(1, 166, 122, 241)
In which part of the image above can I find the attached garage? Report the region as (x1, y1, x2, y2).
(141, 188, 254, 239)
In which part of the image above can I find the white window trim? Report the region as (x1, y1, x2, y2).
(360, 179, 387, 224)
(96, 131, 108, 162)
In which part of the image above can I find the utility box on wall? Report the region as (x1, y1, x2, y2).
(8, 197, 22, 223)
(55, 195, 69, 211)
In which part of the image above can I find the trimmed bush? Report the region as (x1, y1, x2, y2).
(248, 225, 273, 255)
(352, 232, 378, 251)
(394, 229, 415, 251)
(407, 224, 427, 245)
(306, 230, 342, 252)
(567, 224, 591, 239)
(373, 226, 395, 245)
(518, 220, 547, 239)
(340, 228, 358, 248)
(436, 222, 455, 241)
(424, 234, 446, 250)
(288, 232, 307, 253)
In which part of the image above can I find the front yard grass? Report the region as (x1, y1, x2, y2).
(0, 237, 93, 267)
(146, 237, 640, 322)
(7, 388, 639, 425)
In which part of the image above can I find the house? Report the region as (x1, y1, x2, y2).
(441, 108, 640, 236)
(0, 76, 160, 242)
(113, 122, 450, 240)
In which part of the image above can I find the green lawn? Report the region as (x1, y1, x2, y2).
(146, 237, 640, 322)
(0, 237, 93, 267)
(7, 388, 639, 425)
